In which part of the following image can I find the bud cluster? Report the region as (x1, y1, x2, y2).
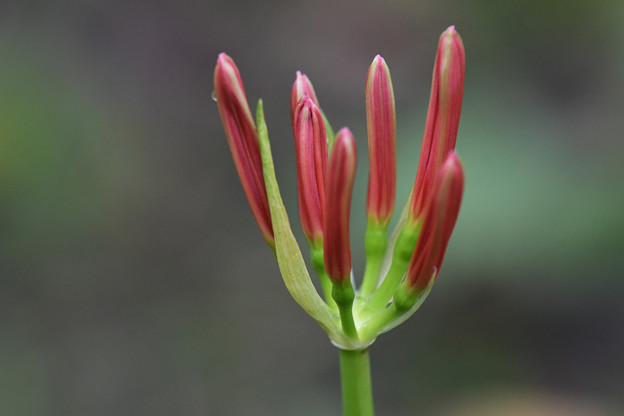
(214, 26, 466, 347)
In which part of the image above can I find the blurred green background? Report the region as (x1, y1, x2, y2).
(1, 1, 623, 415)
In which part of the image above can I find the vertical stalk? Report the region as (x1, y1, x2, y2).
(367, 221, 421, 311)
(339, 348, 375, 416)
(332, 283, 358, 341)
(360, 223, 388, 296)
(310, 246, 338, 311)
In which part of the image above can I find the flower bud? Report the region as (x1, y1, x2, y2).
(406, 152, 464, 290)
(365, 55, 396, 227)
(290, 71, 320, 127)
(214, 53, 274, 247)
(409, 26, 465, 222)
(294, 97, 328, 245)
(323, 128, 357, 283)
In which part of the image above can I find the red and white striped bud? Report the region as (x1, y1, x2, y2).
(409, 26, 465, 223)
(324, 128, 357, 284)
(407, 152, 464, 290)
(214, 53, 274, 247)
(290, 71, 320, 127)
(365, 55, 397, 227)
(294, 97, 328, 245)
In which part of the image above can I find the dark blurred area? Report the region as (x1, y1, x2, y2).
(1, 1, 623, 415)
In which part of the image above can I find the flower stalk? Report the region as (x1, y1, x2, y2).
(339, 348, 374, 416)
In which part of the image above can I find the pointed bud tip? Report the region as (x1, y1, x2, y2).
(291, 72, 320, 124)
(335, 128, 355, 149)
(442, 152, 464, 178)
(216, 52, 234, 70)
(441, 25, 464, 48)
(369, 55, 389, 72)
(445, 150, 461, 167)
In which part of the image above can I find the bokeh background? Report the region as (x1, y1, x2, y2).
(1, 1, 623, 415)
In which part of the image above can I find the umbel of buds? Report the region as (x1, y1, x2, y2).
(214, 26, 465, 351)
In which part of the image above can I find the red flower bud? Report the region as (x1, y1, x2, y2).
(214, 53, 274, 247)
(407, 152, 464, 290)
(290, 71, 320, 128)
(409, 26, 465, 222)
(294, 97, 328, 244)
(365, 55, 396, 226)
(324, 128, 357, 283)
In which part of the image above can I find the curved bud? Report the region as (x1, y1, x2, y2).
(409, 26, 465, 223)
(294, 97, 328, 245)
(290, 71, 320, 126)
(407, 152, 464, 290)
(324, 128, 357, 283)
(214, 53, 274, 247)
(366, 55, 397, 227)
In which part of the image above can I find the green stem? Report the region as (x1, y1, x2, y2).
(367, 221, 421, 311)
(360, 223, 388, 297)
(310, 246, 338, 311)
(332, 282, 358, 341)
(339, 348, 375, 416)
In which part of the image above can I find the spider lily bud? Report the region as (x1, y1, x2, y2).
(365, 55, 396, 227)
(294, 97, 328, 245)
(290, 71, 320, 126)
(409, 26, 465, 223)
(324, 128, 357, 284)
(406, 152, 464, 290)
(214, 53, 274, 248)
(291, 71, 336, 150)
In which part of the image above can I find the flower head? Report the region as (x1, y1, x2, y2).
(214, 53, 274, 247)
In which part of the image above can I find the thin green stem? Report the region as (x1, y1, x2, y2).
(367, 221, 421, 311)
(339, 348, 375, 416)
(310, 245, 338, 311)
(367, 256, 407, 310)
(360, 223, 388, 297)
(332, 282, 358, 341)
